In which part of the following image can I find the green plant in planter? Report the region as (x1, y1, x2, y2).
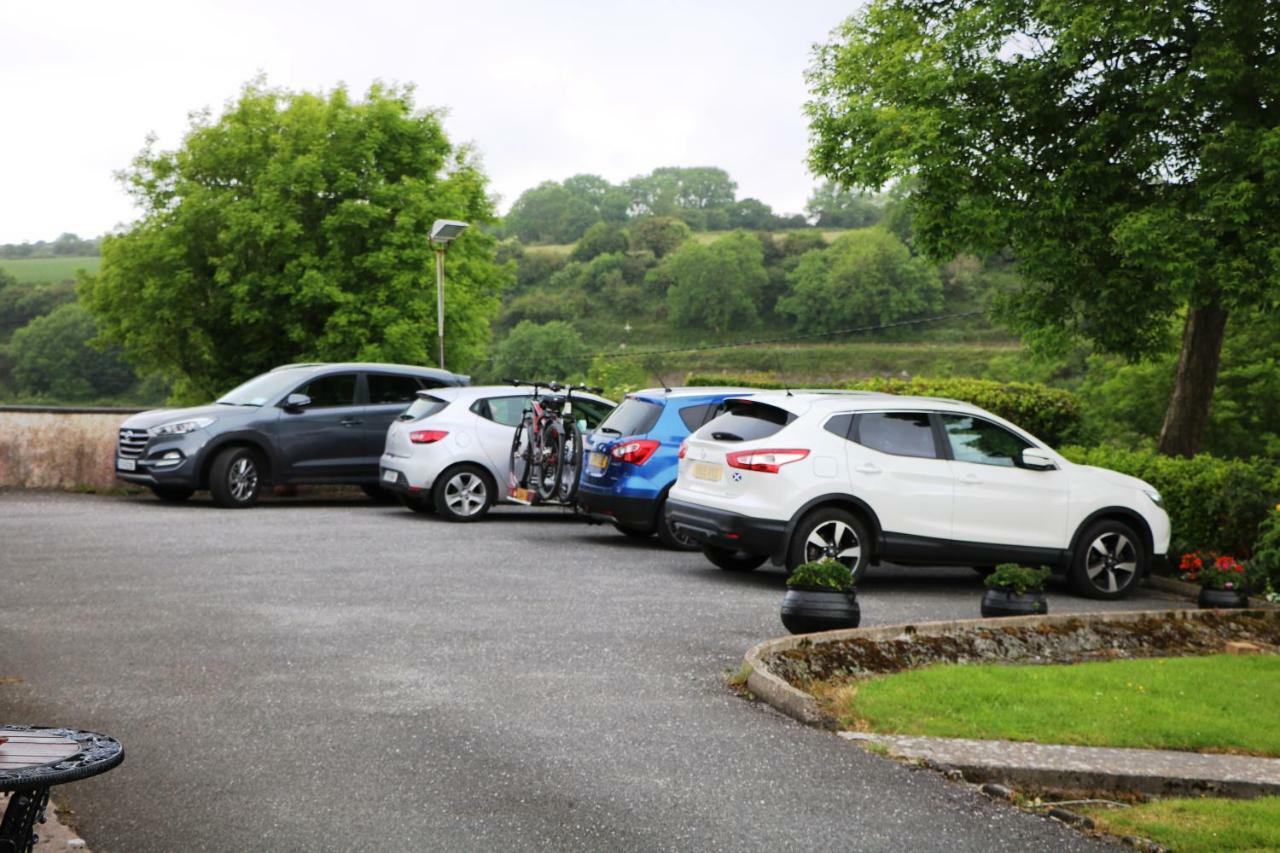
(787, 559, 854, 591)
(984, 563, 1051, 595)
(1248, 505, 1280, 601)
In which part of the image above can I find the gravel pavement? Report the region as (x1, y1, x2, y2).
(0, 492, 1189, 852)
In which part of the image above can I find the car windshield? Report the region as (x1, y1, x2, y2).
(216, 370, 312, 407)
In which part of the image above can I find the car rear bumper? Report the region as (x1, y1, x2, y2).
(378, 467, 429, 496)
(575, 488, 659, 531)
(664, 499, 787, 557)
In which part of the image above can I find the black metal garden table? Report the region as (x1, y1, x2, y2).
(0, 726, 123, 853)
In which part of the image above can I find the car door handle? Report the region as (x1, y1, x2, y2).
(854, 463, 882, 475)
(340, 418, 363, 427)
(958, 472, 983, 485)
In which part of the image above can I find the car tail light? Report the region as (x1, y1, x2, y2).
(678, 440, 688, 460)
(725, 448, 809, 473)
(409, 429, 449, 444)
(611, 439, 660, 465)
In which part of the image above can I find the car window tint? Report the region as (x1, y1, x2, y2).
(854, 412, 937, 458)
(597, 398, 662, 436)
(572, 398, 613, 429)
(697, 400, 795, 442)
(823, 413, 855, 440)
(678, 403, 718, 432)
(296, 373, 357, 408)
(480, 396, 530, 427)
(402, 394, 450, 421)
(942, 414, 1031, 467)
(368, 373, 423, 405)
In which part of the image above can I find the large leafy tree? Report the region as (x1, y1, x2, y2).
(9, 304, 137, 401)
(83, 80, 509, 403)
(626, 167, 738, 217)
(779, 228, 943, 333)
(807, 0, 1280, 456)
(662, 231, 768, 334)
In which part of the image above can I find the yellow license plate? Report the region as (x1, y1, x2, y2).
(691, 461, 722, 482)
(589, 452, 609, 470)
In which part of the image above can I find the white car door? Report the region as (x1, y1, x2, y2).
(940, 413, 1070, 549)
(471, 394, 533, 487)
(843, 411, 954, 541)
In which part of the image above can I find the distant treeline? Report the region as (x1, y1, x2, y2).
(500, 167, 891, 244)
(0, 233, 101, 259)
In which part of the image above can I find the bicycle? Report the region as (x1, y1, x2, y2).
(507, 380, 603, 504)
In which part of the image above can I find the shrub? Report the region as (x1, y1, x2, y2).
(786, 559, 854, 591)
(1247, 505, 1280, 597)
(490, 320, 590, 384)
(1059, 446, 1280, 557)
(984, 563, 1050, 594)
(684, 372, 1081, 445)
(1177, 552, 1247, 591)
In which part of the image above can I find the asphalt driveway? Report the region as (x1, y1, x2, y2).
(0, 492, 1188, 852)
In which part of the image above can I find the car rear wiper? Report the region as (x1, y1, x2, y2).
(596, 427, 621, 435)
(711, 431, 744, 441)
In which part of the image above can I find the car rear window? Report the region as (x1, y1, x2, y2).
(399, 394, 451, 421)
(678, 403, 720, 432)
(697, 400, 795, 442)
(597, 398, 662, 437)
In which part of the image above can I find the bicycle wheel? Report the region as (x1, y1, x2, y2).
(509, 417, 533, 490)
(534, 421, 565, 502)
(557, 420, 583, 503)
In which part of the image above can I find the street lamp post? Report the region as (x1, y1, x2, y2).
(428, 219, 469, 370)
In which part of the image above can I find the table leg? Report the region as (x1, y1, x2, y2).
(0, 787, 49, 853)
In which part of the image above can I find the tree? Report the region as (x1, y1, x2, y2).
(490, 320, 590, 382)
(570, 222, 629, 262)
(9, 304, 136, 400)
(0, 274, 77, 340)
(725, 198, 776, 230)
(778, 229, 943, 333)
(805, 182, 885, 228)
(626, 167, 738, 217)
(628, 216, 691, 258)
(82, 80, 509, 403)
(663, 231, 768, 334)
(504, 181, 599, 244)
(807, 0, 1280, 456)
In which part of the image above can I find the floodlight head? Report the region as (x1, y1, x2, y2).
(430, 219, 469, 244)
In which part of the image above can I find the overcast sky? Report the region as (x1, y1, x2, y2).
(0, 0, 862, 243)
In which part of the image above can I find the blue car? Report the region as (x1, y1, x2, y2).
(577, 387, 751, 548)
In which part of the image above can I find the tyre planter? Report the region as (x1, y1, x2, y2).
(981, 587, 1048, 618)
(1198, 587, 1250, 609)
(780, 586, 860, 634)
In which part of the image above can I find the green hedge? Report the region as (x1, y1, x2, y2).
(684, 372, 1081, 446)
(1059, 446, 1280, 558)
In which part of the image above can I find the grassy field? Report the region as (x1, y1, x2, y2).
(822, 654, 1280, 756)
(1083, 797, 1280, 852)
(521, 228, 854, 257)
(0, 255, 100, 283)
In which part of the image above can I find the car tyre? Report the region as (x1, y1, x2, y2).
(433, 464, 495, 522)
(703, 545, 768, 572)
(150, 485, 194, 503)
(787, 507, 871, 584)
(1069, 519, 1146, 600)
(208, 446, 264, 509)
(656, 499, 701, 551)
(398, 493, 436, 515)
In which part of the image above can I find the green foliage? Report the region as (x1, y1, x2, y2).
(1084, 796, 1280, 853)
(8, 304, 137, 401)
(778, 228, 943, 333)
(628, 216, 692, 258)
(787, 559, 854, 591)
(0, 275, 78, 341)
(0, 234, 100, 259)
(505, 180, 601, 244)
(627, 167, 737, 217)
(490, 320, 590, 383)
(569, 222, 628, 262)
(586, 355, 652, 402)
(82, 80, 510, 403)
(1247, 506, 1280, 595)
(805, 182, 885, 228)
(663, 231, 769, 334)
(1058, 446, 1280, 556)
(984, 563, 1050, 594)
(686, 373, 1081, 446)
(0, 256, 101, 284)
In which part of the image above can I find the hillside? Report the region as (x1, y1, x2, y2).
(0, 256, 100, 283)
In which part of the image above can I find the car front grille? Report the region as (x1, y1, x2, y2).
(117, 429, 149, 459)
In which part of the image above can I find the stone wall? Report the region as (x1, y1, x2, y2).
(0, 408, 141, 490)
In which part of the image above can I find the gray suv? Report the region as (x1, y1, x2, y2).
(115, 363, 467, 507)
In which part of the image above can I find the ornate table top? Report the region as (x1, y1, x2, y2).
(0, 727, 123, 793)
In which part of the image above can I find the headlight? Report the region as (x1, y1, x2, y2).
(1143, 488, 1163, 508)
(149, 417, 215, 437)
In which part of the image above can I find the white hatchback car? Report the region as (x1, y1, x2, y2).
(379, 385, 615, 521)
(666, 393, 1170, 599)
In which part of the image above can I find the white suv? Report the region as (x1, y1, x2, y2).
(665, 393, 1170, 599)
(379, 385, 614, 521)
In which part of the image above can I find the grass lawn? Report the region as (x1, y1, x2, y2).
(1083, 796, 1280, 852)
(824, 654, 1280, 756)
(0, 255, 100, 283)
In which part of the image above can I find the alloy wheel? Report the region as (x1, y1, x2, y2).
(1085, 531, 1138, 594)
(444, 472, 487, 517)
(803, 519, 861, 568)
(228, 457, 258, 502)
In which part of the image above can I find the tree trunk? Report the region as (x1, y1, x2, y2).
(1157, 301, 1229, 458)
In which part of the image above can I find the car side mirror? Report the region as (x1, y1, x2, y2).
(284, 393, 311, 412)
(1019, 448, 1057, 471)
